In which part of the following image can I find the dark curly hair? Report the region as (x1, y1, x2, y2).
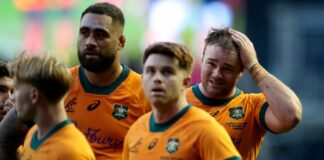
(81, 2, 125, 26)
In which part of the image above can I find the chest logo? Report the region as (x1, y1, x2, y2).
(148, 138, 158, 150)
(112, 104, 128, 120)
(210, 110, 220, 117)
(166, 138, 179, 154)
(65, 97, 77, 112)
(87, 100, 101, 111)
(130, 138, 142, 153)
(229, 106, 245, 120)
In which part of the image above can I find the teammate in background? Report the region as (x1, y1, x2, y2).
(0, 61, 14, 121)
(0, 2, 150, 160)
(0, 61, 28, 160)
(185, 28, 302, 159)
(9, 53, 95, 160)
(123, 42, 241, 160)
(65, 2, 150, 159)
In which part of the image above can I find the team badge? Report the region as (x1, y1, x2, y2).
(166, 138, 179, 153)
(229, 106, 245, 120)
(112, 104, 128, 120)
(147, 138, 158, 150)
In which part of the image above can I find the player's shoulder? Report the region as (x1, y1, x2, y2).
(24, 125, 38, 143)
(132, 112, 151, 125)
(120, 65, 145, 95)
(242, 92, 265, 98)
(179, 106, 214, 126)
(123, 65, 142, 85)
(69, 65, 80, 76)
(128, 112, 151, 132)
(237, 92, 265, 103)
(55, 130, 95, 160)
(188, 106, 215, 120)
(56, 124, 93, 148)
(179, 107, 225, 133)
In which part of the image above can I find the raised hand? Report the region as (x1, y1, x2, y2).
(229, 28, 259, 71)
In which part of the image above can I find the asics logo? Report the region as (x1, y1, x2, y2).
(210, 111, 220, 117)
(87, 100, 101, 111)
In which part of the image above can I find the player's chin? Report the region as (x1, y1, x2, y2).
(150, 98, 167, 107)
(206, 88, 225, 97)
(206, 85, 221, 93)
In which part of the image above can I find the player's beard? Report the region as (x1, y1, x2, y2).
(78, 49, 116, 73)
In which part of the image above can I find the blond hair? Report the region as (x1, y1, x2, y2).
(9, 51, 72, 104)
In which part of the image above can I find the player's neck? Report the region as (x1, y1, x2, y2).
(35, 101, 68, 139)
(84, 63, 123, 86)
(152, 96, 188, 124)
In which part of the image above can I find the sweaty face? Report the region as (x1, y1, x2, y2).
(11, 82, 36, 121)
(0, 77, 13, 120)
(77, 13, 124, 73)
(201, 45, 242, 99)
(142, 54, 188, 107)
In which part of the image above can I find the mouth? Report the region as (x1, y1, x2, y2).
(208, 80, 225, 88)
(150, 88, 165, 96)
(83, 51, 100, 59)
(83, 49, 99, 55)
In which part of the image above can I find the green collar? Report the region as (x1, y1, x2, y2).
(149, 105, 191, 132)
(79, 65, 130, 95)
(31, 119, 71, 150)
(192, 84, 242, 106)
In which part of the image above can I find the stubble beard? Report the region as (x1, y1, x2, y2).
(78, 50, 116, 73)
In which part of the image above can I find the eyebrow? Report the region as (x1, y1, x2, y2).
(223, 63, 235, 68)
(206, 58, 235, 68)
(79, 26, 109, 33)
(144, 65, 175, 70)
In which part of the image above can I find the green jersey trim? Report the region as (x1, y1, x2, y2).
(226, 156, 241, 160)
(259, 102, 275, 133)
(31, 119, 71, 150)
(79, 65, 130, 95)
(149, 105, 192, 132)
(192, 84, 242, 106)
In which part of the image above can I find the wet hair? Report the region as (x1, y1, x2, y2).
(81, 2, 125, 26)
(203, 28, 240, 56)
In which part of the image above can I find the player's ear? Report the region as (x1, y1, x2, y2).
(118, 35, 125, 51)
(30, 87, 39, 105)
(183, 76, 192, 88)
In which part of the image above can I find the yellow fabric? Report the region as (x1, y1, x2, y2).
(20, 124, 95, 160)
(186, 86, 267, 160)
(123, 107, 240, 160)
(65, 66, 150, 160)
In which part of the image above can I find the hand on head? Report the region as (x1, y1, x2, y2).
(229, 28, 259, 70)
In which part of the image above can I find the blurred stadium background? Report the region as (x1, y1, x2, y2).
(0, 0, 323, 159)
